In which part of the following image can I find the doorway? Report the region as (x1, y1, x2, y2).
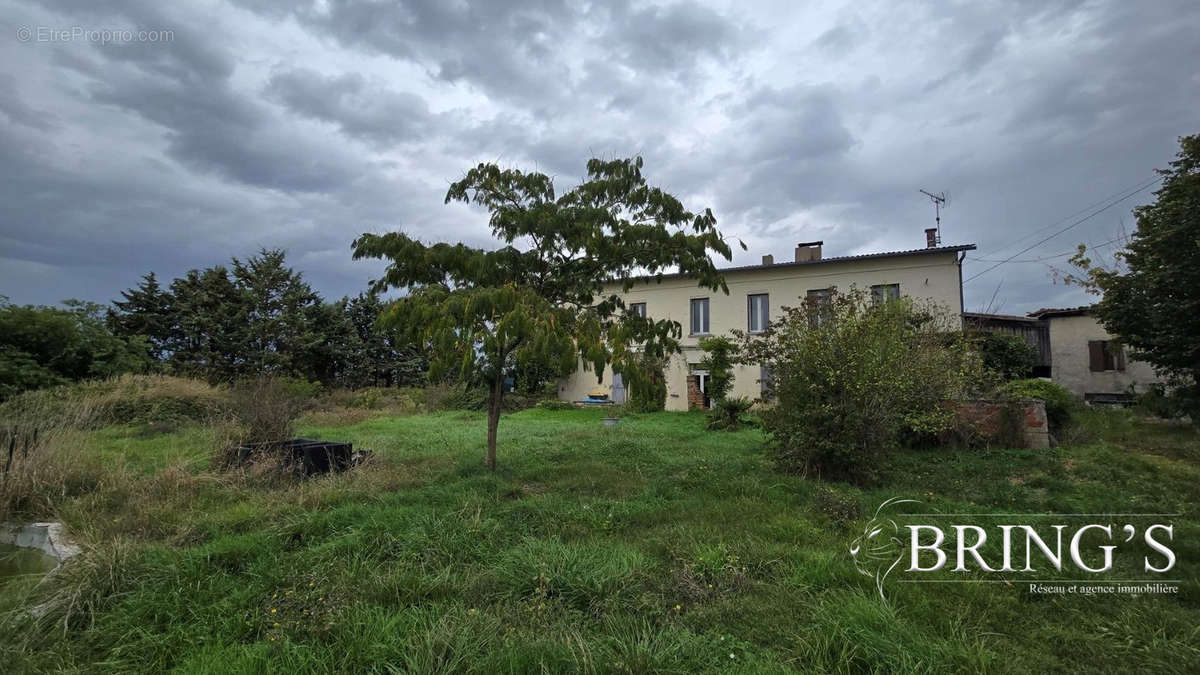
(610, 372, 626, 404)
(691, 368, 711, 409)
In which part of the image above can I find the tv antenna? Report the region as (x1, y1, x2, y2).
(919, 189, 948, 241)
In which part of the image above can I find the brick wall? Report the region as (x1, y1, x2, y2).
(686, 375, 705, 411)
(950, 399, 1049, 448)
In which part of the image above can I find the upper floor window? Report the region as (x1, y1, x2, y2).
(629, 302, 647, 318)
(871, 283, 900, 305)
(747, 293, 769, 333)
(690, 298, 710, 335)
(806, 288, 833, 327)
(1088, 340, 1126, 372)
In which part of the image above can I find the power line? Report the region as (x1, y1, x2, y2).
(981, 175, 1158, 260)
(967, 235, 1125, 263)
(964, 180, 1158, 284)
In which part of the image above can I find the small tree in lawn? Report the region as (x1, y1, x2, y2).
(698, 336, 752, 430)
(353, 157, 736, 470)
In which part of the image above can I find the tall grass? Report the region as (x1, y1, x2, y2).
(0, 375, 230, 520)
(0, 399, 1196, 672)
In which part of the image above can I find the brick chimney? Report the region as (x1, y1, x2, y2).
(794, 241, 823, 262)
(925, 228, 939, 248)
(761, 254, 774, 265)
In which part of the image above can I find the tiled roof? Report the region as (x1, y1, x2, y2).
(963, 311, 1041, 322)
(645, 244, 976, 280)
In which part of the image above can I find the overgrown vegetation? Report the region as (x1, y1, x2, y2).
(973, 331, 1038, 381)
(0, 399, 1196, 672)
(999, 378, 1079, 435)
(743, 290, 981, 482)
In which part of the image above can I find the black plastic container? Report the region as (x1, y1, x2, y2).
(234, 438, 354, 475)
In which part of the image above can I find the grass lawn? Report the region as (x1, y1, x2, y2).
(2, 407, 1198, 673)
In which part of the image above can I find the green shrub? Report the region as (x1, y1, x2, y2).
(215, 376, 315, 468)
(1133, 381, 1196, 420)
(706, 396, 754, 431)
(999, 378, 1077, 433)
(535, 399, 574, 411)
(743, 289, 979, 483)
(973, 332, 1038, 381)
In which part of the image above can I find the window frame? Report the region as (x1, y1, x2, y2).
(806, 287, 834, 327)
(690, 297, 710, 335)
(1088, 340, 1126, 372)
(747, 293, 769, 333)
(629, 302, 647, 318)
(870, 283, 900, 306)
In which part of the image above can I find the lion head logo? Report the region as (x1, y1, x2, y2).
(849, 497, 919, 603)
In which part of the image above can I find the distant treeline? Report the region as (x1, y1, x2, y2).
(1, 249, 426, 400)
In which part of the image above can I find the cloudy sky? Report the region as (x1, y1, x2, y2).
(2, 0, 1197, 314)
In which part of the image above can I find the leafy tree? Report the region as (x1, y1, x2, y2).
(698, 336, 753, 430)
(697, 336, 738, 403)
(353, 156, 735, 469)
(625, 353, 668, 413)
(0, 298, 150, 399)
(1069, 134, 1200, 416)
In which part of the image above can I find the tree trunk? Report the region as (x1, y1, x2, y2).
(486, 370, 503, 471)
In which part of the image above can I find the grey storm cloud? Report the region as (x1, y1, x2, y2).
(1, 0, 1198, 314)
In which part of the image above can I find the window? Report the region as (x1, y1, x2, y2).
(629, 302, 647, 318)
(1088, 340, 1126, 372)
(759, 364, 774, 398)
(747, 293, 769, 333)
(806, 288, 833, 327)
(871, 283, 900, 305)
(690, 297, 709, 335)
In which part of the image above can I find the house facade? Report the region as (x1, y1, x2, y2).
(557, 236, 975, 411)
(1026, 307, 1162, 402)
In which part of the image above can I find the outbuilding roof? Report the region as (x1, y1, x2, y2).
(1027, 306, 1094, 319)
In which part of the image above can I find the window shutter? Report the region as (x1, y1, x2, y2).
(1088, 341, 1105, 372)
